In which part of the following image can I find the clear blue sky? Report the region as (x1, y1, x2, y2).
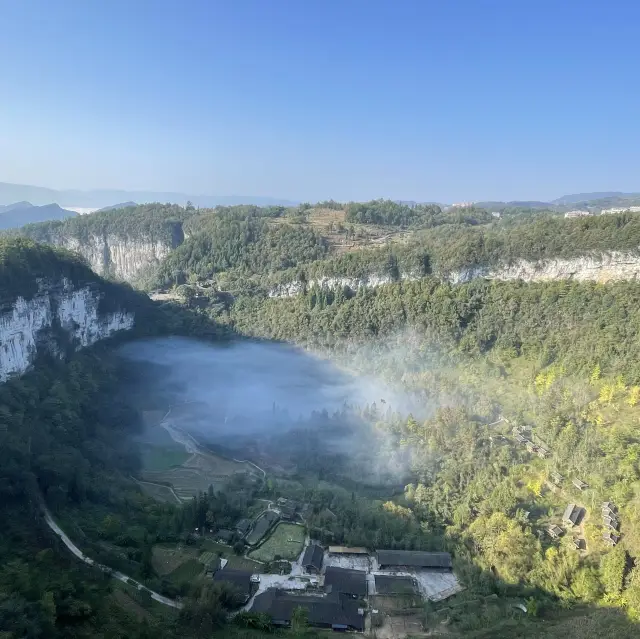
(1, 0, 639, 203)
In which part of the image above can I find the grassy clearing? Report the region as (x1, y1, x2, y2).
(152, 545, 199, 576)
(225, 555, 263, 571)
(167, 558, 204, 584)
(111, 580, 178, 620)
(196, 539, 262, 571)
(248, 523, 305, 562)
(140, 444, 190, 472)
(137, 480, 180, 504)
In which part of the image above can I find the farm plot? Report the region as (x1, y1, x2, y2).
(142, 451, 254, 501)
(249, 523, 305, 562)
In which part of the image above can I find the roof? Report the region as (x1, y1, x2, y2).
(547, 525, 563, 537)
(562, 504, 583, 525)
(212, 568, 253, 597)
(603, 517, 620, 529)
(217, 528, 234, 542)
(572, 478, 588, 489)
(376, 550, 452, 569)
(603, 531, 620, 545)
(302, 544, 324, 570)
(602, 501, 616, 511)
(235, 519, 252, 534)
(324, 567, 367, 597)
(251, 589, 364, 632)
(328, 546, 369, 555)
(374, 575, 417, 596)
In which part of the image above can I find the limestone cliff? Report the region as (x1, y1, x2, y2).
(446, 251, 640, 284)
(269, 251, 640, 297)
(0, 278, 134, 381)
(59, 234, 175, 281)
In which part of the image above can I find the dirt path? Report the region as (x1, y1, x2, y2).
(42, 505, 182, 609)
(132, 477, 182, 504)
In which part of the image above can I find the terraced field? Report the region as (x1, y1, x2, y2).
(142, 451, 256, 501)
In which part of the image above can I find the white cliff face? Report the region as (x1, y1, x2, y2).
(0, 279, 134, 382)
(447, 252, 640, 284)
(269, 252, 640, 297)
(61, 235, 172, 281)
(268, 273, 408, 297)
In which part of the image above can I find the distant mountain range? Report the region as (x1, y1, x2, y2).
(551, 192, 640, 205)
(476, 192, 640, 210)
(0, 202, 77, 230)
(0, 182, 297, 209)
(95, 202, 138, 212)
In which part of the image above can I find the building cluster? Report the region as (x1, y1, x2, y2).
(512, 427, 549, 458)
(601, 206, 640, 215)
(210, 544, 456, 632)
(564, 210, 592, 218)
(602, 501, 620, 546)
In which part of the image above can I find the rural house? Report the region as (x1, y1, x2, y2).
(302, 544, 324, 573)
(250, 589, 365, 632)
(562, 504, 584, 527)
(212, 568, 256, 604)
(234, 518, 252, 537)
(376, 550, 452, 571)
(324, 566, 367, 598)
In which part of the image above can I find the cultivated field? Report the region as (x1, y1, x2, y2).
(142, 451, 255, 501)
(248, 523, 305, 562)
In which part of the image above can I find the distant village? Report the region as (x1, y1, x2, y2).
(206, 498, 461, 633)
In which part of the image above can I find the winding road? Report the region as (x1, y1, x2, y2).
(43, 506, 183, 609)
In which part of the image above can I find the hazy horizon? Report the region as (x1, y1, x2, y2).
(1, 1, 639, 202)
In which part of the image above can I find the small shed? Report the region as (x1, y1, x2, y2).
(603, 516, 620, 531)
(537, 447, 550, 459)
(572, 478, 588, 491)
(601, 501, 617, 512)
(547, 525, 563, 539)
(603, 531, 620, 546)
(550, 472, 564, 485)
(572, 538, 585, 551)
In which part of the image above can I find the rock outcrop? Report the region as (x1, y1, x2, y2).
(446, 252, 640, 284)
(268, 252, 640, 297)
(59, 234, 175, 281)
(0, 278, 134, 381)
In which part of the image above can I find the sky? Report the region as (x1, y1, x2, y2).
(1, 0, 639, 203)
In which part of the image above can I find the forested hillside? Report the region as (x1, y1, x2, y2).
(6, 204, 640, 637)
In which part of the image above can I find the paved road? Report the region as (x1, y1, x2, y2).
(43, 506, 183, 609)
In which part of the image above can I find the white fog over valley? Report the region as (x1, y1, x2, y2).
(117, 336, 421, 482)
